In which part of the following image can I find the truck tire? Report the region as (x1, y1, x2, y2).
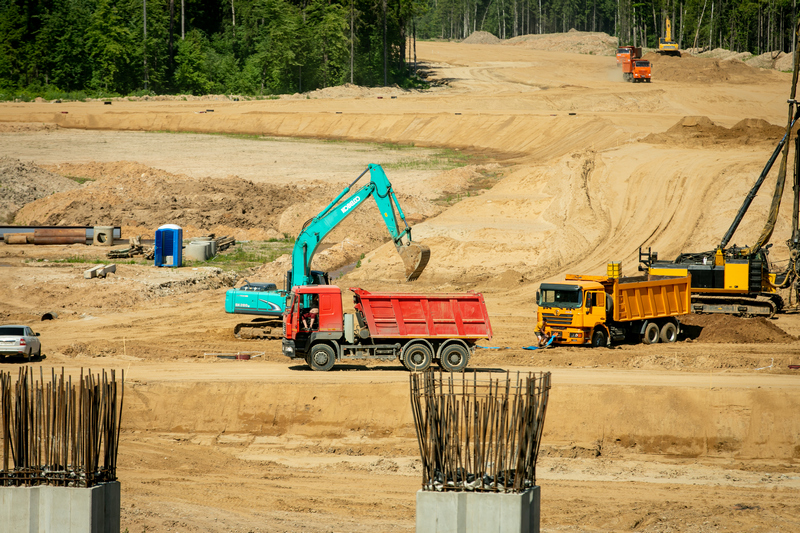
(439, 344, 469, 372)
(307, 344, 335, 372)
(402, 344, 432, 372)
(660, 322, 678, 343)
(591, 329, 608, 348)
(642, 322, 660, 345)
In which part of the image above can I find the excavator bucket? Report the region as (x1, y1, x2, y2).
(400, 242, 431, 282)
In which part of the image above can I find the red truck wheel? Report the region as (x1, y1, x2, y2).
(307, 344, 335, 371)
(439, 344, 469, 372)
(402, 344, 432, 372)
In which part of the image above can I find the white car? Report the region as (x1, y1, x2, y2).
(0, 325, 41, 361)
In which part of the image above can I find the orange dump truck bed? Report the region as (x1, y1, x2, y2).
(611, 276, 691, 322)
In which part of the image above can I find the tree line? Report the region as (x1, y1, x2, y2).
(1, 0, 797, 98)
(418, 0, 799, 55)
(0, 0, 421, 97)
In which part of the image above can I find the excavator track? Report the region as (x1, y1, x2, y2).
(690, 294, 784, 318)
(233, 318, 284, 339)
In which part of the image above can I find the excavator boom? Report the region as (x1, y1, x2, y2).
(291, 164, 430, 286)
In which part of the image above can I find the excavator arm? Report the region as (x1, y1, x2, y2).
(290, 164, 430, 287)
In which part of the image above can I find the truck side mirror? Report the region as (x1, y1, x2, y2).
(535, 291, 540, 305)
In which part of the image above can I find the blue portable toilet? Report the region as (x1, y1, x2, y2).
(154, 224, 183, 267)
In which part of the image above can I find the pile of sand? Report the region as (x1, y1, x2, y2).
(504, 30, 618, 56)
(0, 157, 81, 223)
(642, 116, 785, 147)
(681, 314, 796, 343)
(462, 31, 501, 45)
(746, 51, 791, 71)
(644, 52, 785, 83)
(697, 48, 753, 62)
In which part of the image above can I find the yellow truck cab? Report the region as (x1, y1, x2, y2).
(536, 264, 691, 347)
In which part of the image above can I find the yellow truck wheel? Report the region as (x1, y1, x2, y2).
(642, 322, 660, 345)
(660, 322, 678, 343)
(591, 329, 608, 348)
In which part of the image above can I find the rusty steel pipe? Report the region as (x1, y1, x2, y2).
(31, 236, 88, 245)
(3, 234, 29, 244)
(33, 229, 87, 238)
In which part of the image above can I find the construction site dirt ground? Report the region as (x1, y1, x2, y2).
(2, 37, 800, 532)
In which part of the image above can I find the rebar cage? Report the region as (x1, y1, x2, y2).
(0, 367, 124, 488)
(410, 370, 551, 493)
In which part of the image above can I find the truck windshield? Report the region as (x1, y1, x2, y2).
(635, 61, 649, 67)
(538, 284, 582, 309)
(617, 48, 630, 54)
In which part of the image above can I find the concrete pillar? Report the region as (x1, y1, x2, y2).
(416, 486, 540, 533)
(0, 481, 120, 533)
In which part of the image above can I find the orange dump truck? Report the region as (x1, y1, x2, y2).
(616, 46, 641, 66)
(536, 264, 690, 347)
(616, 46, 651, 82)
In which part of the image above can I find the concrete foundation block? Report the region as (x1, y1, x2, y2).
(93, 226, 115, 246)
(416, 487, 540, 533)
(0, 481, 120, 533)
(84, 264, 116, 279)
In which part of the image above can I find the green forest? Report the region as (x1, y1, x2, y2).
(0, 0, 797, 99)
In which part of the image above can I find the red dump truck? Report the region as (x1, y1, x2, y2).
(282, 285, 493, 372)
(536, 264, 690, 347)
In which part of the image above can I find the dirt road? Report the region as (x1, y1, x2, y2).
(2, 35, 800, 532)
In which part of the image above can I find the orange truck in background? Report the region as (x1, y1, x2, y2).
(536, 263, 690, 347)
(616, 46, 652, 83)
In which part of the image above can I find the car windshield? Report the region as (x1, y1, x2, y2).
(0, 327, 25, 336)
(538, 285, 582, 309)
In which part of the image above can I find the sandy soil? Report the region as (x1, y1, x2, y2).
(2, 36, 800, 532)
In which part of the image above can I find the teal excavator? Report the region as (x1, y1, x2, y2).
(225, 164, 431, 338)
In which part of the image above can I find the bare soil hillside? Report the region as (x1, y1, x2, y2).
(1, 38, 800, 533)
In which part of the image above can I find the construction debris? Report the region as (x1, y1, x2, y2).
(83, 264, 116, 279)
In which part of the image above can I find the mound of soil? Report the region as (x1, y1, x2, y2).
(462, 31, 501, 45)
(642, 116, 785, 147)
(644, 52, 784, 84)
(504, 30, 618, 56)
(746, 50, 791, 71)
(11, 161, 440, 272)
(681, 314, 796, 344)
(0, 157, 81, 223)
(17, 161, 299, 236)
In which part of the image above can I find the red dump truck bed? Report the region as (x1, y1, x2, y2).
(351, 288, 493, 340)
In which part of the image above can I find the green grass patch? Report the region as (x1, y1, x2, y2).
(186, 240, 294, 271)
(65, 175, 94, 185)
